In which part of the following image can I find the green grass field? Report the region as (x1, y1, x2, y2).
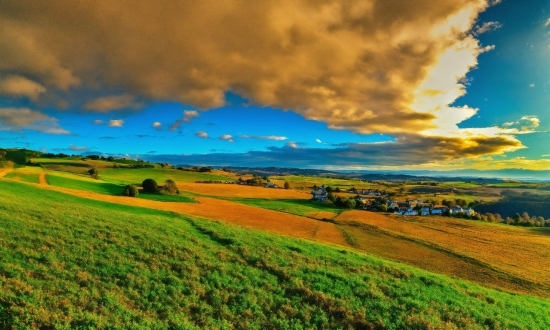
(46, 172, 196, 203)
(0, 180, 549, 328)
(271, 175, 374, 189)
(229, 198, 342, 217)
(4, 166, 43, 184)
(100, 168, 234, 185)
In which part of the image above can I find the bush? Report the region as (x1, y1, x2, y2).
(345, 199, 356, 209)
(327, 193, 336, 203)
(160, 179, 179, 194)
(88, 168, 99, 179)
(123, 185, 139, 197)
(284, 181, 290, 189)
(377, 204, 388, 212)
(142, 178, 158, 193)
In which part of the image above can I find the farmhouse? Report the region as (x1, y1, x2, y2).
(311, 186, 328, 202)
(431, 206, 447, 215)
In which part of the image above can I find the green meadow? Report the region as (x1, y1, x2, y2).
(0, 180, 549, 329)
(228, 198, 343, 217)
(47, 172, 196, 203)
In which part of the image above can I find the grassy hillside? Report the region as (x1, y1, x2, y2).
(0, 180, 549, 329)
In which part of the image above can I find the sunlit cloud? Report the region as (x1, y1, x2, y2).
(83, 94, 142, 112)
(195, 131, 209, 139)
(107, 119, 124, 127)
(501, 115, 540, 133)
(219, 134, 234, 142)
(0, 0, 521, 161)
(286, 142, 300, 149)
(473, 21, 502, 35)
(316, 139, 322, 143)
(92, 119, 104, 125)
(545, 18, 550, 27)
(170, 110, 200, 131)
(0, 107, 70, 134)
(152, 121, 162, 130)
(0, 75, 46, 101)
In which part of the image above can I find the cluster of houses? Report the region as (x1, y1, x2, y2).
(311, 186, 477, 217)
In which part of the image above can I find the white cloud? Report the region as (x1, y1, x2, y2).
(69, 144, 89, 151)
(315, 139, 322, 143)
(92, 119, 104, 125)
(182, 110, 199, 122)
(286, 142, 299, 149)
(239, 135, 288, 141)
(108, 119, 124, 127)
(529, 83, 535, 88)
(545, 18, 550, 27)
(0, 75, 46, 101)
(219, 134, 234, 142)
(195, 131, 209, 138)
(474, 21, 502, 35)
(152, 121, 162, 130)
(501, 115, 540, 133)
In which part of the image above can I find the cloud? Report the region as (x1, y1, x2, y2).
(0, 107, 70, 134)
(83, 94, 142, 112)
(0, 75, 46, 100)
(0, 0, 518, 158)
(195, 131, 209, 139)
(545, 18, 550, 27)
(169, 110, 200, 131)
(107, 119, 124, 127)
(501, 115, 540, 132)
(315, 139, 322, 143)
(529, 83, 535, 88)
(92, 119, 104, 125)
(219, 134, 234, 142)
(286, 142, 300, 149)
(152, 121, 162, 130)
(239, 135, 288, 141)
(143, 132, 523, 168)
(69, 144, 89, 151)
(474, 21, 502, 35)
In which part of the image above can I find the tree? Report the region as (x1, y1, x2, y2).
(284, 181, 290, 189)
(88, 168, 98, 179)
(142, 178, 158, 193)
(512, 213, 521, 224)
(326, 186, 333, 193)
(377, 204, 388, 212)
(327, 193, 336, 203)
(345, 199, 356, 209)
(123, 184, 139, 197)
(161, 179, 179, 194)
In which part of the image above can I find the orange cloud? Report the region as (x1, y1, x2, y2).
(0, 0, 520, 156)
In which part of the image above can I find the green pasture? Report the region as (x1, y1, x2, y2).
(0, 180, 549, 328)
(229, 198, 343, 217)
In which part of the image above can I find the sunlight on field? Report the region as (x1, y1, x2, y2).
(4, 166, 43, 184)
(100, 168, 234, 184)
(178, 183, 311, 199)
(335, 210, 550, 297)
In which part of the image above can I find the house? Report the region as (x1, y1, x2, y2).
(264, 183, 278, 188)
(450, 206, 464, 215)
(403, 209, 418, 216)
(431, 206, 447, 215)
(420, 206, 431, 216)
(463, 207, 475, 216)
(311, 187, 328, 202)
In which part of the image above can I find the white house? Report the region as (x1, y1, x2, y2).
(450, 206, 464, 215)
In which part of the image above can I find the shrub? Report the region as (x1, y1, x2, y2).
(142, 178, 158, 193)
(123, 185, 139, 197)
(160, 179, 179, 194)
(327, 193, 336, 203)
(88, 168, 99, 179)
(284, 181, 290, 189)
(345, 199, 356, 209)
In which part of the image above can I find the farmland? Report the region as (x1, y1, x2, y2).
(1, 179, 550, 328)
(1, 160, 550, 327)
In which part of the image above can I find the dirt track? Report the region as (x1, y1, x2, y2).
(38, 172, 48, 185)
(0, 168, 13, 178)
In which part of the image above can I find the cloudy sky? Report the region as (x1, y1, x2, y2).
(0, 0, 549, 173)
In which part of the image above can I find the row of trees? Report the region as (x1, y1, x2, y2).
(123, 178, 180, 198)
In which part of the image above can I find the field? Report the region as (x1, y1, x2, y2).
(1, 179, 549, 328)
(3, 166, 43, 184)
(177, 183, 310, 199)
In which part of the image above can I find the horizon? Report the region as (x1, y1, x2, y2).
(0, 0, 549, 175)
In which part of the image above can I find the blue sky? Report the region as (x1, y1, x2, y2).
(0, 0, 549, 174)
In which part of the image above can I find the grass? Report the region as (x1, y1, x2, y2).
(0, 179, 549, 329)
(271, 175, 375, 190)
(100, 168, 234, 185)
(4, 166, 43, 184)
(229, 198, 342, 217)
(46, 172, 195, 203)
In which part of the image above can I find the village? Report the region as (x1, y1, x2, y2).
(310, 185, 477, 217)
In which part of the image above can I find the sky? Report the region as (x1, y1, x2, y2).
(0, 0, 549, 175)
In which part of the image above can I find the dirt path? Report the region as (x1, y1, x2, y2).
(0, 168, 13, 178)
(35, 184, 349, 247)
(38, 172, 48, 185)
